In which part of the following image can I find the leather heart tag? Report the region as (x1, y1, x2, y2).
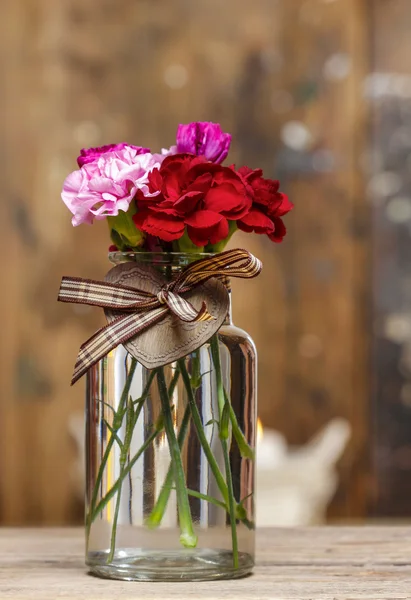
(104, 262, 229, 369)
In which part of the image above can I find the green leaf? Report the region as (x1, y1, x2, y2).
(112, 406, 126, 430)
(219, 402, 230, 440)
(109, 229, 127, 251)
(132, 395, 145, 407)
(190, 350, 201, 389)
(187, 489, 227, 511)
(155, 413, 165, 432)
(107, 209, 144, 249)
(226, 390, 255, 460)
(126, 397, 135, 424)
(240, 492, 254, 505)
(205, 419, 219, 427)
(236, 504, 247, 521)
(103, 420, 124, 449)
(97, 399, 116, 415)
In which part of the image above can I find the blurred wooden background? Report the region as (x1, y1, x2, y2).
(1, 0, 411, 524)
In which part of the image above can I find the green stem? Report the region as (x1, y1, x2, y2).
(107, 478, 122, 562)
(87, 365, 155, 548)
(167, 364, 181, 398)
(187, 489, 227, 511)
(86, 357, 138, 547)
(227, 392, 255, 460)
(102, 422, 124, 449)
(92, 426, 161, 520)
(146, 359, 199, 529)
(146, 404, 190, 529)
(178, 357, 256, 534)
(156, 368, 197, 548)
(107, 393, 147, 563)
(222, 437, 239, 568)
(178, 359, 229, 505)
(210, 336, 225, 415)
(210, 334, 239, 569)
(190, 349, 202, 389)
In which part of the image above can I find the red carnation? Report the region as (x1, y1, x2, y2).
(133, 154, 252, 247)
(237, 166, 293, 243)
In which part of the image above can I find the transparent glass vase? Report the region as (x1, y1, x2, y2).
(85, 252, 257, 581)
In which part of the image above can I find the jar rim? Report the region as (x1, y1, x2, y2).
(108, 251, 215, 266)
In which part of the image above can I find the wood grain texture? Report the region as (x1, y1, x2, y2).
(238, 0, 372, 521)
(2, 527, 411, 599)
(370, 0, 411, 518)
(0, 0, 372, 523)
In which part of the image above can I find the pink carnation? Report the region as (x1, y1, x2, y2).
(77, 143, 149, 167)
(62, 146, 164, 226)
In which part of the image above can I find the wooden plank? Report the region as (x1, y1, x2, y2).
(370, 0, 411, 517)
(0, 0, 371, 523)
(1, 527, 411, 599)
(233, 0, 371, 519)
(0, 0, 109, 525)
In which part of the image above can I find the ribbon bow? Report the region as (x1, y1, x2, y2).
(58, 248, 262, 384)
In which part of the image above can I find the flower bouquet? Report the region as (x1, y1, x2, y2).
(59, 122, 292, 581)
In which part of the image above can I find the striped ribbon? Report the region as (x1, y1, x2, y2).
(58, 248, 262, 384)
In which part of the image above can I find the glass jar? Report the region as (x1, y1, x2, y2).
(85, 252, 257, 581)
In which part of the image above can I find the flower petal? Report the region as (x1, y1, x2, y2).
(204, 184, 251, 219)
(238, 208, 275, 234)
(133, 210, 185, 242)
(185, 210, 229, 246)
(176, 122, 231, 163)
(184, 209, 224, 229)
(268, 193, 294, 217)
(77, 143, 150, 167)
(173, 191, 204, 214)
(268, 217, 287, 242)
(61, 170, 86, 202)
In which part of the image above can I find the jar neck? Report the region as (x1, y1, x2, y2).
(224, 291, 233, 325)
(108, 251, 233, 324)
(109, 251, 214, 271)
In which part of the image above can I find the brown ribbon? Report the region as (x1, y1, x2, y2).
(58, 248, 262, 384)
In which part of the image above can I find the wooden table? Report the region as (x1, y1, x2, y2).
(1, 527, 411, 599)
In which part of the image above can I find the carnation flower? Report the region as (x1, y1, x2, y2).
(176, 122, 231, 164)
(61, 123, 292, 250)
(62, 146, 164, 226)
(237, 167, 293, 242)
(133, 153, 251, 247)
(77, 143, 150, 167)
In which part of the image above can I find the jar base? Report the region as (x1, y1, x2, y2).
(87, 548, 254, 582)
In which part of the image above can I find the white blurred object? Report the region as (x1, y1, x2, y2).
(68, 412, 351, 527)
(256, 418, 351, 526)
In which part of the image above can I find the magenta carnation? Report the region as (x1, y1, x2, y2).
(77, 143, 149, 168)
(176, 122, 231, 164)
(62, 146, 164, 226)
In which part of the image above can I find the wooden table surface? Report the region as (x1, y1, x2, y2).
(1, 527, 411, 599)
